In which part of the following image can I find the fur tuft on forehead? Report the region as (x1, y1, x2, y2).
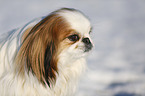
(15, 8, 75, 87)
(58, 8, 91, 35)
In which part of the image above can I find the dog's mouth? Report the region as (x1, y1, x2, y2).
(75, 42, 93, 53)
(84, 43, 93, 52)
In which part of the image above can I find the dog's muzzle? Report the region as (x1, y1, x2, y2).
(82, 38, 93, 52)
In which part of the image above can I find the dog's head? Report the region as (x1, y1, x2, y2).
(16, 8, 93, 86)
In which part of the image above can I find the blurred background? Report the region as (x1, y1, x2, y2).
(0, 0, 145, 96)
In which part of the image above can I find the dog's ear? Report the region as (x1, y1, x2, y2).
(15, 13, 64, 87)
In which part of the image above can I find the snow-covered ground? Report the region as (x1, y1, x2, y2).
(0, 0, 145, 96)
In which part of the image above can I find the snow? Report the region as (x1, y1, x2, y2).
(0, 0, 145, 96)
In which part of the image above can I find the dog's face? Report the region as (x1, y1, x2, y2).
(58, 9, 93, 60)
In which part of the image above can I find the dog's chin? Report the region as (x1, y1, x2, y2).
(71, 50, 88, 59)
(59, 47, 90, 63)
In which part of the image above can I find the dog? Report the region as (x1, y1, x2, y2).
(0, 8, 93, 96)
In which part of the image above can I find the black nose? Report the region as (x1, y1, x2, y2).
(82, 38, 93, 52)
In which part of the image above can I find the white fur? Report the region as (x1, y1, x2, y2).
(58, 10, 91, 35)
(0, 10, 91, 96)
(59, 10, 93, 49)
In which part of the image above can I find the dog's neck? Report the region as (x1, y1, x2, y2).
(53, 57, 86, 96)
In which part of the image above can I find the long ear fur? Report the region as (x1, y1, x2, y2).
(15, 11, 70, 87)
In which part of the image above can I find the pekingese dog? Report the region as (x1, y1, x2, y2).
(0, 8, 93, 96)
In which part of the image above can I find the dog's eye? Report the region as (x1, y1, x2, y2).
(68, 34, 79, 42)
